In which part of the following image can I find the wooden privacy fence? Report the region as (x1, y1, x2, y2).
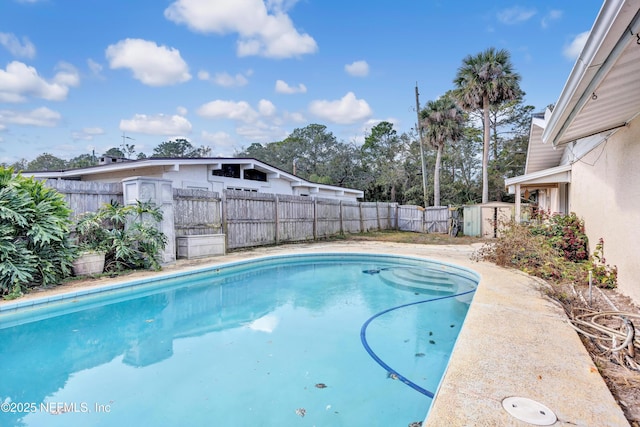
(43, 180, 454, 251)
(42, 180, 123, 218)
(173, 188, 223, 236)
(397, 205, 449, 233)
(222, 190, 400, 250)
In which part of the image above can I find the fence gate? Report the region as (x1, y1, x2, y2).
(424, 206, 449, 233)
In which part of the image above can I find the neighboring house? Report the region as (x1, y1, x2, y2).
(24, 157, 364, 201)
(505, 0, 640, 303)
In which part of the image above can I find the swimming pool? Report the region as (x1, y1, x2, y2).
(0, 253, 479, 426)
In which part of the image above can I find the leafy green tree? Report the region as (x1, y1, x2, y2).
(421, 94, 465, 206)
(453, 47, 523, 203)
(103, 147, 125, 158)
(0, 167, 75, 297)
(151, 138, 201, 158)
(361, 121, 408, 202)
(68, 153, 98, 169)
(26, 153, 67, 171)
(486, 102, 534, 201)
(2, 158, 28, 172)
(121, 143, 136, 159)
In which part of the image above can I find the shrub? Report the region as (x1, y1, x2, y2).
(590, 238, 617, 289)
(73, 200, 167, 272)
(474, 214, 616, 290)
(531, 213, 588, 262)
(0, 168, 75, 297)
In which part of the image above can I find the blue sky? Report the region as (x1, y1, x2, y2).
(0, 0, 604, 164)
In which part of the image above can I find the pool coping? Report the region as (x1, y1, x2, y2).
(0, 241, 630, 426)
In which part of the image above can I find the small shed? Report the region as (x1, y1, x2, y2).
(463, 202, 515, 238)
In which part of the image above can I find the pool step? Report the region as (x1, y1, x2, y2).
(378, 268, 457, 295)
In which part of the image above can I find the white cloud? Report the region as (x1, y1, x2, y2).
(164, 0, 317, 58)
(0, 33, 36, 58)
(176, 106, 188, 116)
(258, 99, 276, 116)
(53, 61, 80, 87)
(213, 72, 249, 87)
(197, 70, 210, 80)
(105, 38, 191, 86)
(309, 92, 372, 124)
(0, 61, 78, 102)
(197, 100, 259, 123)
(275, 79, 306, 94)
(119, 113, 193, 135)
(236, 121, 288, 142)
(541, 10, 562, 28)
(497, 7, 537, 25)
(87, 59, 104, 77)
(201, 130, 236, 154)
(0, 107, 61, 127)
(197, 98, 278, 123)
(563, 31, 590, 60)
(283, 111, 306, 123)
(72, 127, 105, 141)
(345, 60, 369, 77)
(266, 0, 299, 13)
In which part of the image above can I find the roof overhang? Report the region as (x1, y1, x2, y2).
(543, 0, 640, 147)
(523, 112, 565, 174)
(505, 164, 571, 194)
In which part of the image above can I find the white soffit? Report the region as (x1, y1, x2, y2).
(545, 1, 640, 146)
(525, 118, 564, 174)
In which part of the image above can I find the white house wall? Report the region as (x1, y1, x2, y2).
(569, 115, 640, 303)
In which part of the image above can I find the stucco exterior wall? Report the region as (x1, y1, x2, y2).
(569, 116, 640, 303)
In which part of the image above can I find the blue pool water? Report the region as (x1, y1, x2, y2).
(0, 253, 478, 427)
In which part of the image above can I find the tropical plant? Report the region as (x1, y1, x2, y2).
(0, 167, 75, 297)
(453, 47, 523, 203)
(73, 200, 167, 272)
(421, 93, 466, 206)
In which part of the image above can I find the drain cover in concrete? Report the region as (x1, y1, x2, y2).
(502, 396, 557, 425)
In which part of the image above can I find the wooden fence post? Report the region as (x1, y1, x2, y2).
(313, 198, 318, 240)
(274, 194, 279, 245)
(221, 190, 228, 250)
(339, 200, 344, 234)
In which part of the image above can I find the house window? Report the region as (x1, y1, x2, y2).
(243, 168, 267, 182)
(229, 187, 257, 192)
(212, 164, 240, 178)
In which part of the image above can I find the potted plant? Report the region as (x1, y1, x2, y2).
(71, 200, 167, 276)
(71, 210, 109, 276)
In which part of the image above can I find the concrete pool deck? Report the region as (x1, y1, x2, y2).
(0, 241, 630, 426)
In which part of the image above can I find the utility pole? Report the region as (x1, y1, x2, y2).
(415, 83, 428, 207)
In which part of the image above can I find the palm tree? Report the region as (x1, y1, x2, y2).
(453, 47, 522, 203)
(421, 94, 465, 206)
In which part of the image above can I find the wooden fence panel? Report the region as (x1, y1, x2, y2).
(42, 179, 123, 218)
(360, 202, 380, 232)
(425, 206, 449, 233)
(277, 195, 314, 243)
(173, 188, 222, 236)
(398, 205, 425, 232)
(224, 190, 276, 249)
(340, 201, 361, 234)
(315, 198, 342, 237)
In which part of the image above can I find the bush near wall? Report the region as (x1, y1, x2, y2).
(473, 213, 617, 288)
(0, 167, 75, 298)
